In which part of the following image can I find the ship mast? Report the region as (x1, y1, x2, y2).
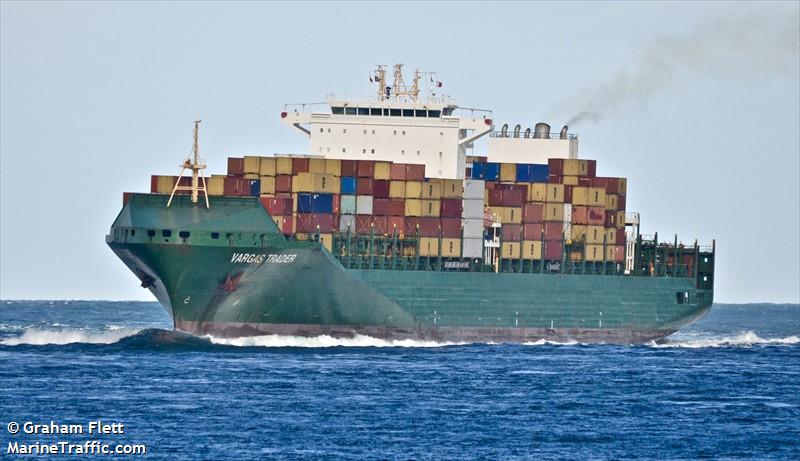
(167, 120, 209, 208)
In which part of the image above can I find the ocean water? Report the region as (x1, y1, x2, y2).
(0, 301, 798, 460)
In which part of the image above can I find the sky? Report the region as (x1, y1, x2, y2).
(1, 1, 798, 303)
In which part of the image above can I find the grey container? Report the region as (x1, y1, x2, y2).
(339, 214, 356, 232)
(356, 195, 373, 215)
(462, 198, 485, 219)
(463, 179, 485, 200)
(462, 237, 484, 258)
(463, 217, 484, 239)
(340, 195, 357, 214)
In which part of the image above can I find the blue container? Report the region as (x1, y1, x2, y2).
(484, 162, 500, 181)
(471, 162, 485, 180)
(311, 193, 334, 213)
(515, 164, 532, 182)
(340, 176, 357, 195)
(530, 164, 549, 182)
(297, 193, 314, 213)
(249, 179, 260, 197)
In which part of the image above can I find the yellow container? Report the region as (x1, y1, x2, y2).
(501, 242, 521, 259)
(442, 179, 463, 198)
(313, 173, 339, 193)
(586, 225, 604, 244)
(570, 225, 587, 242)
(562, 175, 579, 186)
(324, 159, 341, 176)
(276, 157, 293, 175)
(522, 241, 543, 260)
(207, 176, 225, 195)
(292, 172, 314, 192)
(500, 163, 516, 182)
(244, 173, 259, 180)
(569, 251, 583, 262)
(420, 237, 440, 257)
(243, 156, 261, 174)
(319, 234, 333, 252)
(528, 183, 547, 202)
(606, 245, 621, 262)
(618, 178, 628, 194)
(488, 206, 504, 223)
(374, 162, 391, 180)
(605, 227, 616, 244)
(605, 194, 618, 211)
(546, 184, 565, 203)
(585, 244, 604, 262)
(309, 158, 326, 174)
(563, 159, 590, 176)
(156, 175, 174, 193)
(616, 211, 626, 229)
(389, 181, 406, 198)
(405, 181, 423, 198)
(405, 199, 422, 217)
(502, 207, 522, 224)
(259, 176, 276, 195)
(421, 199, 440, 217)
(587, 187, 606, 207)
(259, 157, 276, 176)
(543, 203, 564, 222)
(441, 238, 461, 257)
(572, 186, 588, 205)
(421, 180, 442, 199)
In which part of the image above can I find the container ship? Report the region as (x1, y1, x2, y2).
(107, 64, 715, 344)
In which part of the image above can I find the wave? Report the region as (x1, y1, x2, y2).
(207, 334, 464, 348)
(655, 331, 800, 348)
(0, 327, 143, 346)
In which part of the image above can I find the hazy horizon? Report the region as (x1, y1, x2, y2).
(1, 1, 798, 303)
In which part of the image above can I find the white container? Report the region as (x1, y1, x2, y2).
(340, 195, 356, 214)
(339, 214, 356, 232)
(463, 179, 485, 200)
(462, 237, 484, 258)
(356, 195, 373, 215)
(462, 198, 484, 219)
(463, 218, 484, 239)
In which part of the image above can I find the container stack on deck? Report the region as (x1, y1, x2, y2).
(148, 154, 627, 265)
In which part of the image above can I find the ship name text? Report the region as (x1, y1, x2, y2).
(230, 253, 297, 264)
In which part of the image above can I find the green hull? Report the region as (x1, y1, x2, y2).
(107, 194, 713, 344)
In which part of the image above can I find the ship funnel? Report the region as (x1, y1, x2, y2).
(500, 123, 508, 137)
(560, 125, 568, 139)
(513, 124, 521, 138)
(533, 122, 551, 139)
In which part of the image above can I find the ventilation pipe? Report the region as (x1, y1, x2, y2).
(524, 128, 531, 138)
(513, 124, 521, 138)
(500, 123, 508, 137)
(559, 125, 568, 139)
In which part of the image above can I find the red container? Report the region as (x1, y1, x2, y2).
(227, 157, 244, 175)
(488, 189, 524, 207)
(224, 176, 247, 195)
(260, 197, 293, 215)
(373, 180, 390, 198)
(275, 175, 293, 193)
(357, 160, 375, 178)
(605, 210, 617, 228)
(502, 224, 522, 242)
(572, 206, 588, 225)
(544, 222, 563, 240)
(544, 240, 563, 260)
(296, 213, 337, 233)
(441, 218, 462, 238)
(150, 176, 158, 193)
(404, 217, 420, 235)
(388, 216, 405, 234)
(578, 176, 592, 187)
(604, 178, 621, 194)
(355, 215, 374, 234)
(586, 160, 597, 177)
(523, 203, 544, 223)
(563, 185, 573, 203)
(484, 181, 497, 190)
(371, 216, 390, 235)
(548, 158, 564, 176)
(587, 206, 605, 225)
(332, 194, 340, 214)
(590, 177, 608, 189)
(524, 223, 543, 240)
(405, 164, 425, 181)
(340, 160, 358, 177)
(548, 174, 562, 184)
(275, 215, 294, 235)
(390, 164, 406, 180)
(373, 199, 391, 216)
(616, 228, 626, 245)
(617, 194, 626, 211)
(291, 158, 309, 174)
(440, 199, 462, 218)
(417, 217, 440, 237)
(123, 192, 134, 206)
(357, 177, 374, 195)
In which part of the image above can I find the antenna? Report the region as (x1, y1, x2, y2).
(167, 120, 209, 208)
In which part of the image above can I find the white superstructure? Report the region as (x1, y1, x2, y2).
(281, 64, 579, 179)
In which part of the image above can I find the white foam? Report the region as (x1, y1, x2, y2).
(207, 333, 464, 348)
(655, 331, 800, 348)
(1, 327, 142, 346)
(522, 339, 580, 346)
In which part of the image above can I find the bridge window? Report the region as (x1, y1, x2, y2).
(147, 230, 155, 237)
(345, 107, 356, 115)
(162, 229, 172, 237)
(370, 108, 382, 116)
(390, 108, 401, 116)
(415, 109, 427, 117)
(130, 230, 135, 236)
(676, 292, 688, 304)
(358, 108, 369, 115)
(331, 107, 344, 115)
(179, 231, 190, 238)
(443, 108, 453, 116)
(211, 232, 220, 239)
(403, 109, 414, 117)
(429, 110, 441, 118)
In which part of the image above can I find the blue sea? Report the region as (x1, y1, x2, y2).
(0, 301, 798, 460)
